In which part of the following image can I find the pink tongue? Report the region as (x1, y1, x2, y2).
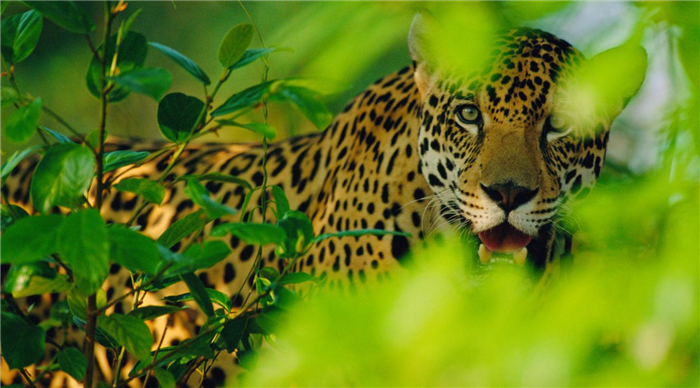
(478, 223, 532, 253)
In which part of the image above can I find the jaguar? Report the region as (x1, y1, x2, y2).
(1, 13, 646, 387)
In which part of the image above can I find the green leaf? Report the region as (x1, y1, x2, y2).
(1, 214, 63, 264)
(103, 150, 150, 173)
(1, 2, 9, 15)
(0, 144, 41, 184)
(221, 318, 249, 352)
(312, 229, 412, 244)
(1, 86, 19, 106)
(86, 32, 148, 102)
(211, 80, 276, 117)
(40, 125, 73, 144)
(58, 347, 87, 381)
(127, 305, 186, 321)
(58, 209, 109, 294)
(73, 316, 119, 349)
(218, 23, 254, 68)
(121, 8, 141, 38)
(99, 314, 152, 360)
(4, 97, 42, 144)
(0, 204, 29, 232)
(272, 186, 290, 218)
(184, 240, 231, 269)
(278, 210, 315, 257)
(273, 85, 332, 129)
(13, 10, 42, 62)
(154, 368, 176, 388)
(157, 92, 205, 142)
(163, 288, 232, 313)
(178, 172, 252, 190)
(30, 143, 94, 213)
(231, 47, 275, 70)
(108, 67, 172, 101)
(114, 178, 165, 205)
(180, 273, 214, 317)
(149, 41, 211, 85)
(184, 179, 236, 219)
(4, 262, 72, 297)
(156, 209, 206, 249)
(22, 1, 95, 34)
(216, 120, 276, 140)
(211, 222, 286, 246)
(108, 227, 160, 275)
(279, 271, 318, 285)
(0, 312, 45, 369)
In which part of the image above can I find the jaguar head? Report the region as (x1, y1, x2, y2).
(409, 13, 647, 266)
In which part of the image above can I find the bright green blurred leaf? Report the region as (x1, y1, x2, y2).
(4, 97, 42, 144)
(218, 23, 254, 68)
(30, 143, 94, 212)
(22, 1, 94, 34)
(58, 347, 87, 381)
(1, 87, 19, 106)
(157, 92, 204, 142)
(108, 67, 172, 101)
(1, 214, 63, 264)
(58, 209, 109, 295)
(149, 41, 211, 85)
(98, 314, 152, 360)
(108, 227, 160, 275)
(114, 178, 165, 205)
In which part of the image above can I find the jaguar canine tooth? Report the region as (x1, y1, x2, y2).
(513, 247, 528, 266)
(478, 244, 492, 264)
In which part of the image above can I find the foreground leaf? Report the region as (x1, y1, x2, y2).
(273, 85, 332, 129)
(30, 143, 94, 213)
(108, 67, 172, 101)
(58, 347, 87, 381)
(0, 312, 45, 369)
(22, 1, 95, 34)
(128, 305, 187, 321)
(211, 80, 276, 117)
(0, 144, 41, 184)
(178, 172, 252, 190)
(40, 125, 73, 144)
(114, 178, 165, 205)
(99, 314, 152, 360)
(86, 32, 147, 102)
(4, 262, 72, 297)
(58, 209, 109, 294)
(4, 97, 42, 144)
(216, 120, 276, 140)
(155, 368, 176, 388)
(157, 92, 205, 142)
(211, 222, 286, 246)
(0, 9, 43, 63)
(1, 214, 63, 264)
(184, 179, 236, 219)
(312, 229, 411, 244)
(218, 23, 254, 68)
(108, 227, 160, 274)
(156, 209, 207, 249)
(163, 288, 233, 313)
(103, 150, 150, 173)
(180, 273, 214, 317)
(149, 41, 210, 85)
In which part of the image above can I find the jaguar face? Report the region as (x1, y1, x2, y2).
(409, 14, 647, 264)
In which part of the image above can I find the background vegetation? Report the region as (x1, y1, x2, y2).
(1, 1, 698, 387)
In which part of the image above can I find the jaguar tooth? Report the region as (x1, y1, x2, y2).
(513, 247, 528, 266)
(478, 244, 492, 264)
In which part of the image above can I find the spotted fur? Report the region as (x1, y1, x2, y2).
(2, 16, 645, 387)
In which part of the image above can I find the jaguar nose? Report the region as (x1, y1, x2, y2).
(480, 182, 539, 212)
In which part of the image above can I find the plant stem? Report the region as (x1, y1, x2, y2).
(20, 368, 38, 388)
(85, 4, 115, 387)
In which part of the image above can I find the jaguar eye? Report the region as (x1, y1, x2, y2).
(456, 105, 481, 125)
(544, 114, 571, 141)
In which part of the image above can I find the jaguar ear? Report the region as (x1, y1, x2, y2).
(575, 43, 648, 120)
(408, 12, 438, 100)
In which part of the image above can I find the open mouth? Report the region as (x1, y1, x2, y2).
(477, 223, 532, 266)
